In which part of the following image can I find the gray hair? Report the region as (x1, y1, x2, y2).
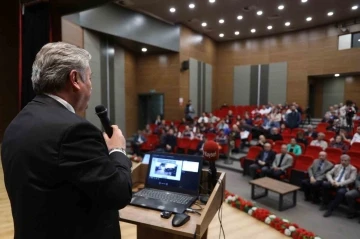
(31, 42, 91, 94)
(340, 154, 350, 161)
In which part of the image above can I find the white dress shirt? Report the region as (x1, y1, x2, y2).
(351, 133, 360, 145)
(45, 94, 75, 113)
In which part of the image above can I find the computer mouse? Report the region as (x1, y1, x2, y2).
(172, 213, 190, 227)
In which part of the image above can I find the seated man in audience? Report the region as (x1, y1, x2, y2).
(321, 154, 357, 217)
(198, 112, 209, 124)
(345, 172, 360, 221)
(132, 130, 147, 156)
(256, 135, 267, 149)
(239, 127, 250, 150)
(329, 135, 349, 154)
(161, 129, 177, 153)
(249, 143, 276, 179)
(181, 125, 194, 140)
(244, 112, 253, 125)
(216, 120, 229, 131)
(310, 133, 328, 150)
(305, 125, 318, 139)
(208, 113, 220, 124)
(199, 123, 207, 134)
(302, 151, 333, 203)
(207, 123, 217, 134)
(268, 127, 283, 142)
(287, 138, 302, 156)
(296, 131, 308, 146)
(268, 144, 293, 180)
(285, 105, 301, 129)
(351, 126, 360, 145)
(215, 129, 228, 146)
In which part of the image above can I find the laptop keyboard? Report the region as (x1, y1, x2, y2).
(135, 189, 193, 205)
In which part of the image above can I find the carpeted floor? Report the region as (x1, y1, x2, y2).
(221, 167, 360, 239)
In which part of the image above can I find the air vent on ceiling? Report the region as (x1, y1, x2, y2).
(114, 0, 135, 6)
(243, 5, 257, 12)
(268, 14, 281, 20)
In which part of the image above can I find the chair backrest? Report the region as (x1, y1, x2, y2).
(177, 138, 191, 148)
(189, 139, 201, 151)
(324, 131, 335, 141)
(351, 142, 360, 152)
(246, 146, 262, 160)
(325, 147, 342, 164)
(282, 135, 293, 143)
(291, 128, 304, 136)
(304, 145, 323, 158)
(316, 123, 329, 132)
(298, 143, 306, 154)
(205, 133, 217, 141)
(348, 151, 360, 162)
(293, 155, 315, 172)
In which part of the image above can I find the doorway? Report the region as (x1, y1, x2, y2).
(138, 93, 164, 130)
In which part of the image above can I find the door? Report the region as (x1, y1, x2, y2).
(138, 93, 164, 130)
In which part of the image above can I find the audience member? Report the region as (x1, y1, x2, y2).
(184, 100, 195, 123)
(310, 133, 328, 150)
(305, 125, 318, 139)
(195, 137, 207, 156)
(279, 123, 287, 134)
(268, 127, 283, 142)
(199, 123, 207, 134)
(268, 145, 293, 180)
(181, 125, 194, 140)
(296, 131, 308, 146)
(132, 130, 146, 156)
(239, 127, 250, 150)
(217, 120, 229, 131)
(345, 173, 360, 221)
(215, 129, 228, 146)
(302, 152, 333, 204)
(249, 143, 276, 179)
(257, 135, 267, 148)
(194, 128, 204, 141)
(287, 138, 302, 156)
(269, 108, 282, 128)
(144, 124, 152, 135)
(329, 135, 349, 154)
(155, 115, 162, 125)
(208, 113, 220, 123)
(161, 129, 177, 153)
(207, 123, 217, 134)
(286, 105, 301, 129)
(198, 112, 209, 124)
(351, 126, 360, 145)
(244, 112, 253, 125)
(321, 155, 357, 217)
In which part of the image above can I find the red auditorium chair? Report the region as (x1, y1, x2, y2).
(219, 144, 229, 156)
(282, 134, 293, 143)
(291, 128, 304, 136)
(140, 135, 159, 152)
(205, 133, 217, 141)
(176, 138, 191, 154)
(316, 123, 329, 133)
(325, 148, 342, 164)
(350, 142, 360, 152)
(178, 125, 186, 133)
(149, 124, 157, 133)
(266, 139, 274, 146)
(241, 146, 262, 176)
(282, 128, 292, 135)
(290, 155, 315, 186)
(188, 139, 200, 154)
(298, 143, 306, 154)
(304, 145, 323, 158)
(324, 131, 335, 141)
(347, 151, 360, 164)
(273, 141, 285, 153)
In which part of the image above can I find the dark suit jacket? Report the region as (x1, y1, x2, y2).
(1, 95, 132, 239)
(255, 150, 276, 167)
(164, 134, 177, 151)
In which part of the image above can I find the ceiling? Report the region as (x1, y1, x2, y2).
(117, 0, 360, 42)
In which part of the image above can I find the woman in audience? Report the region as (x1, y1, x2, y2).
(296, 131, 308, 146)
(144, 124, 152, 135)
(279, 123, 287, 134)
(256, 135, 267, 148)
(244, 112, 253, 125)
(329, 135, 349, 153)
(269, 108, 282, 128)
(194, 127, 204, 141)
(174, 127, 182, 138)
(199, 123, 207, 134)
(155, 115, 162, 125)
(287, 138, 302, 156)
(181, 125, 194, 140)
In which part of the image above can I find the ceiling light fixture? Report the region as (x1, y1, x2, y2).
(334, 74, 340, 77)
(201, 22, 207, 27)
(209, 0, 215, 3)
(257, 10, 263, 15)
(219, 33, 224, 37)
(352, 5, 359, 10)
(141, 48, 147, 52)
(234, 31, 240, 35)
(189, 3, 195, 9)
(267, 25, 273, 30)
(301, 0, 308, 3)
(327, 11, 334, 16)
(358, 39, 360, 42)
(169, 7, 176, 13)
(251, 29, 256, 33)
(278, 5, 285, 10)
(237, 15, 243, 20)
(285, 21, 291, 26)
(306, 17, 312, 21)
(219, 19, 224, 24)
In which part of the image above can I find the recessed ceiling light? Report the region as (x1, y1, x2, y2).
(285, 21, 291, 26)
(334, 74, 340, 77)
(327, 11, 334, 16)
(301, 0, 308, 2)
(237, 15, 243, 20)
(306, 17, 312, 21)
(169, 7, 176, 13)
(201, 22, 207, 27)
(352, 5, 359, 10)
(219, 19, 224, 24)
(358, 39, 360, 42)
(209, 0, 215, 3)
(234, 31, 240, 35)
(189, 3, 195, 9)
(278, 5, 285, 10)
(141, 48, 147, 52)
(257, 10, 263, 15)
(251, 29, 256, 33)
(219, 33, 224, 37)
(267, 25, 273, 30)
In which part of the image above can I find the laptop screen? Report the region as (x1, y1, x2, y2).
(146, 153, 202, 195)
(142, 154, 150, 164)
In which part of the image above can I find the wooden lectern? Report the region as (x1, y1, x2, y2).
(119, 163, 226, 239)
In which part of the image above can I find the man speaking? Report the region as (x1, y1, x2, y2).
(1, 42, 132, 239)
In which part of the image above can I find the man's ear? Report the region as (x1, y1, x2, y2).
(69, 70, 81, 91)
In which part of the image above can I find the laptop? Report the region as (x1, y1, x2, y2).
(130, 153, 202, 213)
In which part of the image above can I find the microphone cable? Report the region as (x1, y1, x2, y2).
(217, 178, 225, 239)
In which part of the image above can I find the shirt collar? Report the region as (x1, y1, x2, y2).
(45, 94, 75, 114)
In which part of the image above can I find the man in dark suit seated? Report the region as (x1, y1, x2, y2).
(301, 151, 333, 203)
(132, 130, 147, 156)
(345, 173, 360, 221)
(161, 129, 177, 153)
(268, 145, 293, 180)
(321, 154, 357, 217)
(249, 143, 276, 179)
(305, 125, 318, 139)
(268, 127, 283, 142)
(1, 42, 132, 239)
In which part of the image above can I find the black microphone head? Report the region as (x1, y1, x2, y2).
(95, 105, 107, 115)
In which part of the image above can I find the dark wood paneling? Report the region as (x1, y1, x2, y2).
(215, 24, 360, 109)
(344, 76, 360, 105)
(125, 50, 138, 137)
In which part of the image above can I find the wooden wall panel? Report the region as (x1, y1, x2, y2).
(215, 24, 360, 109)
(344, 76, 360, 105)
(61, 18, 84, 48)
(124, 50, 137, 137)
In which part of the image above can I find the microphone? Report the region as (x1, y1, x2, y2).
(203, 140, 219, 193)
(95, 105, 113, 137)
